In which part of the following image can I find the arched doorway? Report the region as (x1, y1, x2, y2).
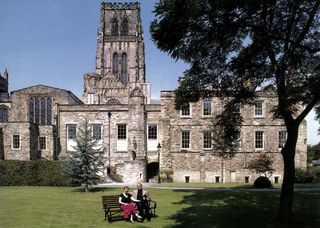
(147, 162, 159, 182)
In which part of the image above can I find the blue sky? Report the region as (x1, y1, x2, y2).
(0, 0, 319, 145)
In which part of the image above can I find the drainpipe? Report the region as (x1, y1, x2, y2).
(108, 112, 111, 174)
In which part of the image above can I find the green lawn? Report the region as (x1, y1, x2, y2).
(0, 186, 319, 228)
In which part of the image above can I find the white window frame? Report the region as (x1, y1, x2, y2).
(38, 136, 47, 150)
(255, 131, 265, 150)
(11, 134, 21, 150)
(254, 100, 265, 118)
(91, 123, 103, 150)
(180, 103, 192, 118)
(87, 93, 94, 104)
(278, 131, 287, 149)
(235, 131, 242, 150)
(203, 130, 212, 150)
(147, 124, 158, 151)
(181, 130, 191, 149)
(202, 99, 212, 117)
(66, 124, 77, 151)
(117, 124, 128, 151)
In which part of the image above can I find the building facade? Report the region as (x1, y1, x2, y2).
(0, 2, 307, 184)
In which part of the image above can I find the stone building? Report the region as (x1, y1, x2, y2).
(0, 2, 307, 184)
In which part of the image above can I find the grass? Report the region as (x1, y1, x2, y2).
(0, 185, 319, 228)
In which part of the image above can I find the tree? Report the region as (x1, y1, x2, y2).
(211, 116, 239, 183)
(248, 153, 275, 178)
(150, 0, 320, 223)
(307, 143, 320, 164)
(65, 119, 105, 192)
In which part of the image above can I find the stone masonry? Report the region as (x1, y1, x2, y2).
(0, 2, 307, 184)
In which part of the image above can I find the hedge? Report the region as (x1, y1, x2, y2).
(0, 160, 73, 186)
(295, 168, 314, 183)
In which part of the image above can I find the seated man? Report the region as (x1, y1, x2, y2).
(132, 182, 151, 221)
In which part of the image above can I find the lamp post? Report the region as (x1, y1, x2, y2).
(157, 142, 161, 183)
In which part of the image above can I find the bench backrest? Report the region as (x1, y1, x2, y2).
(102, 195, 120, 209)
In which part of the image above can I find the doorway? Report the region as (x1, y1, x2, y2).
(147, 162, 159, 182)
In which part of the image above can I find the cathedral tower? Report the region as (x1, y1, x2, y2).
(83, 2, 149, 105)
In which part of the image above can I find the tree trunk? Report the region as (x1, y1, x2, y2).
(278, 124, 299, 224)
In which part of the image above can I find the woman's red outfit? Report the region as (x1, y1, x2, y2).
(119, 193, 136, 219)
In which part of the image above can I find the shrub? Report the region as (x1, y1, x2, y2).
(248, 153, 274, 177)
(160, 169, 173, 183)
(0, 160, 73, 186)
(295, 168, 314, 183)
(253, 176, 272, 188)
(308, 166, 320, 178)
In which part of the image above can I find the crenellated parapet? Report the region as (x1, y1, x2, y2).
(101, 2, 140, 10)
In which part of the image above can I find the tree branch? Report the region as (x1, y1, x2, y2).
(296, 99, 318, 123)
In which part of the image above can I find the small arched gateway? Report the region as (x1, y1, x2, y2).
(147, 162, 159, 182)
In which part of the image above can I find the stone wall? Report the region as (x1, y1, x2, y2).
(95, 2, 145, 82)
(114, 159, 146, 184)
(2, 85, 82, 161)
(9, 85, 82, 123)
(58, 102, 148, 181)
(159, 91, 307, 183)
(3, 122, 34, 160)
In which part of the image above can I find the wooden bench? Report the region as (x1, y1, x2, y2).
(102, 195, 157, 223)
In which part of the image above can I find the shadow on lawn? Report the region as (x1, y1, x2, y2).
(72, 187, 114, 193)
(165, 190, 320, 228)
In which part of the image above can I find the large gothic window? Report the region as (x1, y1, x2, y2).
(121, 18, 129, 35)
(112, 52, 119, 77)
(29, 96, 52, 125)
(111, 18, 118, 35)
(0, 106, 8, 123)
(121, 53, 127, 85)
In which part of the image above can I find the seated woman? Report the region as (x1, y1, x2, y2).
(119, 186, 142, 223)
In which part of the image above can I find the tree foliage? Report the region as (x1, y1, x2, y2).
(151, 0, 320, 223)
(248, 153, 275, 178)
(307, 143, 320, 164)
(65, 119, 105, 192)
(211, 115, 240, 158)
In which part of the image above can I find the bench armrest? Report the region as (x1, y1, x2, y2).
(148, 200, 157, 208)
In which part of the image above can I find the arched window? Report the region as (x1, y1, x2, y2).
(111, 18, 118, 36)
(0, 106, 8, 123)
(35, 97, 40, 124)
(121, 53, 127, 85)
(46, 97, 52, 125)
(29, 96, 52, 125)
(106, 98, 121, 105)
(121, 18, 129, 35)
(112, 52, 119, 77)
(29, 98, 34, 123)
(40, 97, 46, 125)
